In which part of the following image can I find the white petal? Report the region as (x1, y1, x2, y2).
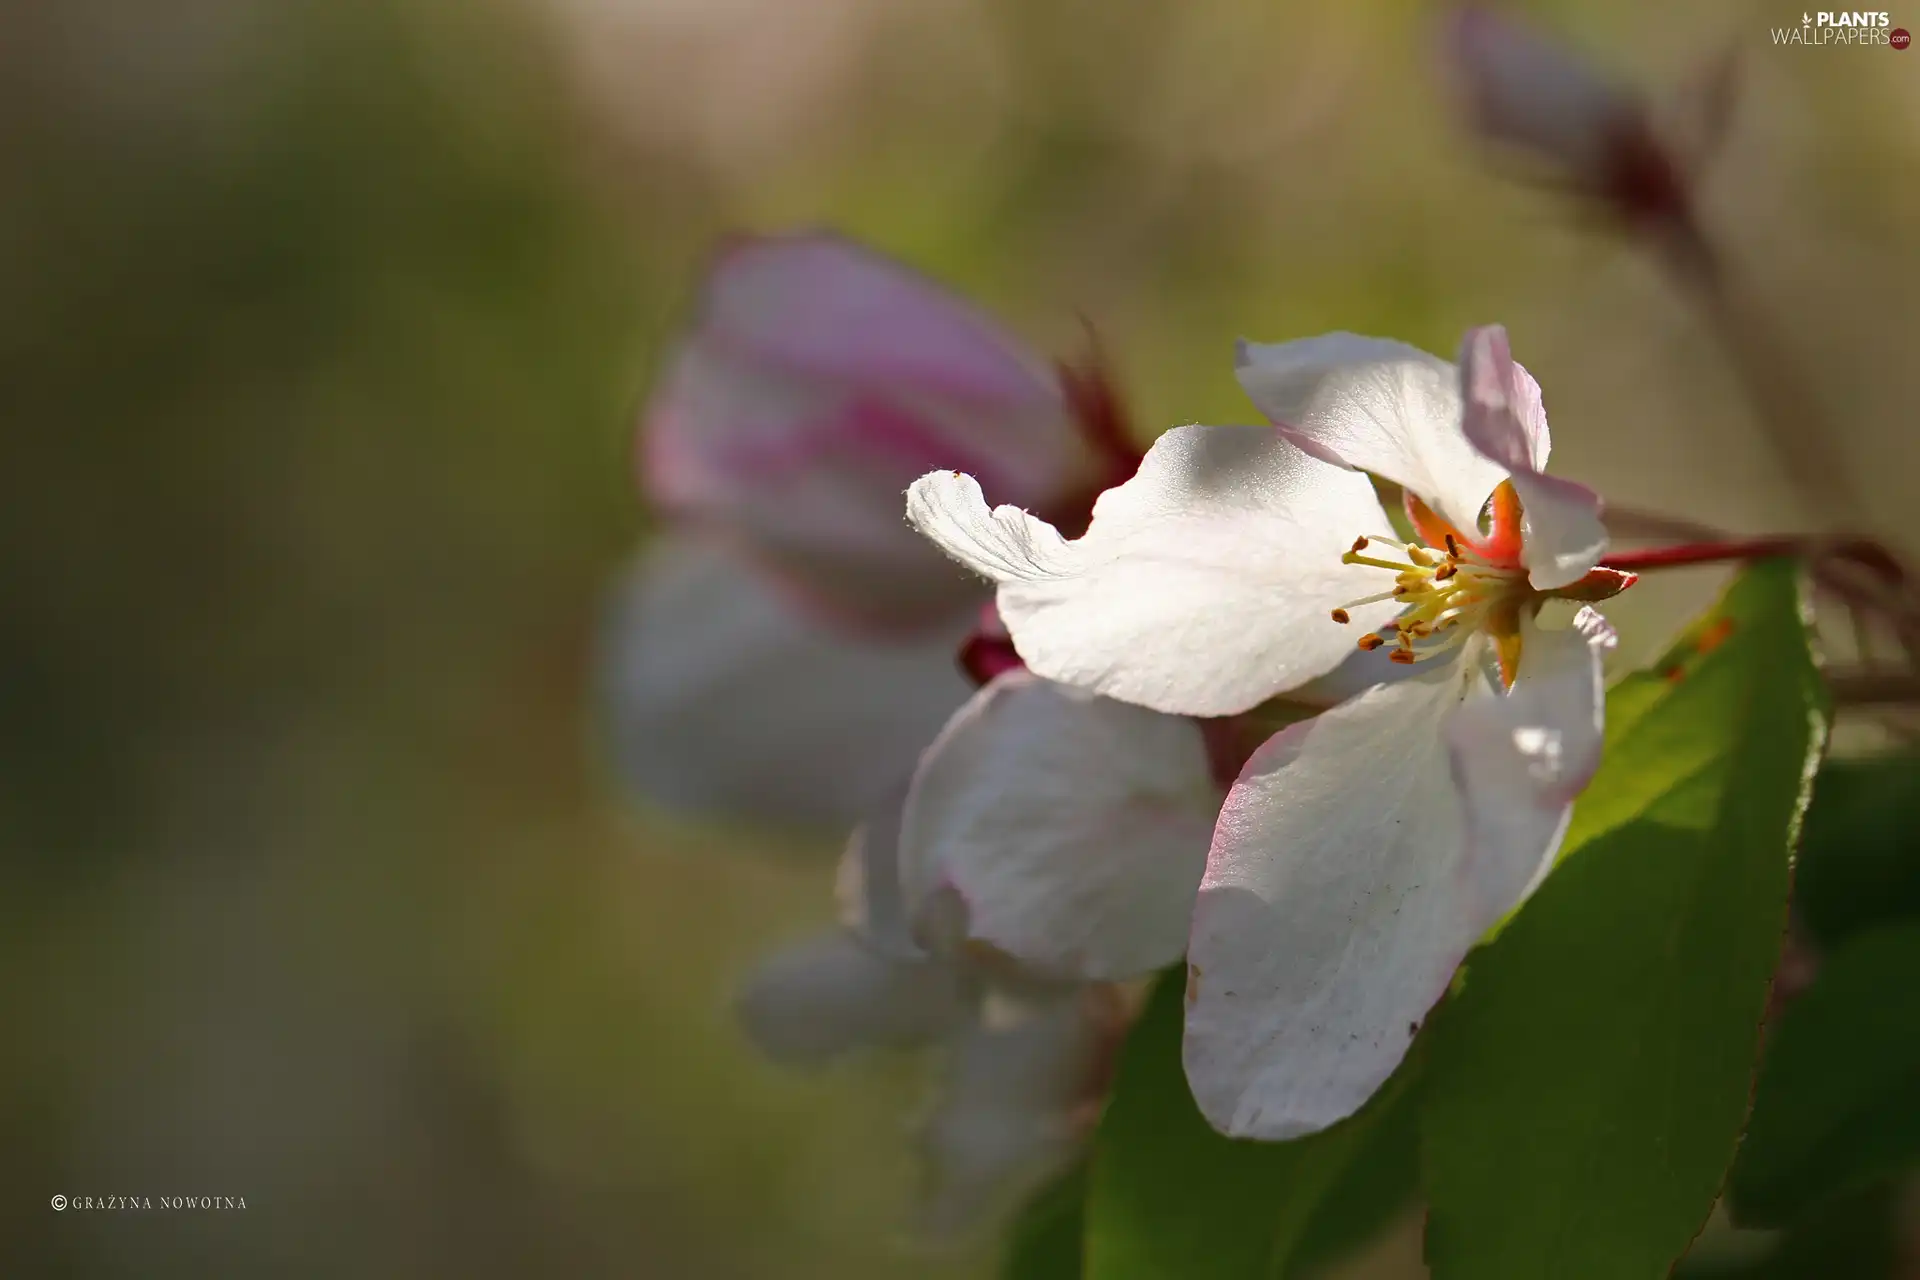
(1443, 610, 1612, 933)
(642, 233, 1093, 631)
(601, 538, 971, 828)
(899, 671, 1219, 982)
(1234, 333, 1506, 530)
(1186, 614, 1613, 1139)
(1510, 469, 1610, 591)
(1185, 661, 1480, 1140)
(917, 987, 1123, 1236)
(1457, 326, 1607, 590)
(907, 425, 1396, 717)
(736, 932, 977, 1067)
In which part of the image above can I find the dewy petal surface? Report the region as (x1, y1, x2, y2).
(736, 931, 978, 1067)
(1443, 609, 1612, 933)
(1233, 333, 1507, 531)
(642, 233, 1094, 631)
(899, 671, 1219, 982)
(907, 425, 1395, 717)
(602, 538, 970, 828)
(1187, 609, 1614, 1140)
(1185, 661, 1482, 1140)
(1457, 326, 1607, 589)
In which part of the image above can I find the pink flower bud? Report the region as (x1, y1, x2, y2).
(1444, 6, 1706, 234)
(640, 232, 1101, 633)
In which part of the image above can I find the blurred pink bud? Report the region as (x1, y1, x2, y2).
(641, 232, 1104, 633)
(1445, 6, 1717, 235)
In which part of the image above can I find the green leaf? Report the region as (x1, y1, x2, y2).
(1283, 1080, 1420, 1279)
(1728, 923, 1920, 1227)
(1003, 1164, 1088, 1280)
(1793, 753, 1920, 950)
(1423, 560, 1829, 1280)
(1677, 1182, 1901, 1279)
(1085, 969, 1418, 1280)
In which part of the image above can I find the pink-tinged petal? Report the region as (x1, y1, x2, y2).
(1457, 326, 1607, 589)
(917, 986, 1128, 1236)
(642, 233, 1097, 632)
(899, 671, 1219, 982)
(1443, 609, 1612, 933)
(1458, 325, 1549, 472)
(1234, 334, 1506, 531)
(906, 425, 1396, 717)
(736, 932, 979, 1068)
(1444, 6, 1637, 185)
(601, 538, 970, 829)
(701, 233, 1063, 403)
(1185, 662, 1480, 1140)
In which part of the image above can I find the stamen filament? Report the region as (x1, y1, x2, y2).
(1344, 552, 1419, 573)
(1405, 627, 1475, 660)
(1332, 495, 1557, 678)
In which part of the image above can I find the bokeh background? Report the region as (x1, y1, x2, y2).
(7, 0, 1917, 1273)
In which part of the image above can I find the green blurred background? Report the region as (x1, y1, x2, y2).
(6, 0, 1915, 1273)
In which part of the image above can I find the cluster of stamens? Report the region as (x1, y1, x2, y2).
(1330, 532, 1531, 667)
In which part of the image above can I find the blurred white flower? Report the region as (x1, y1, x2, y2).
(737, 784, 1133, 1235)
(608, 232, 1114, 828)
(907, 324, 1631, 1139)
(602, 539, 974, 827)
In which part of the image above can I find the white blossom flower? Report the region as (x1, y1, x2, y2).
(906, 325, 1632, 1139)
(608, 232, 1111, 827)
(737, 783, 1132, 1234)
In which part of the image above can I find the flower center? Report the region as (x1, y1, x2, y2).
(1329, 482, 1535, 687)
(1328, 481, 1637, 689)
(1334, 531, 1534, 679)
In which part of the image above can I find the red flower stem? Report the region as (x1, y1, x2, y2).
(1602, 537, 1803, 573)
(1606, 535, 1908, 583)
